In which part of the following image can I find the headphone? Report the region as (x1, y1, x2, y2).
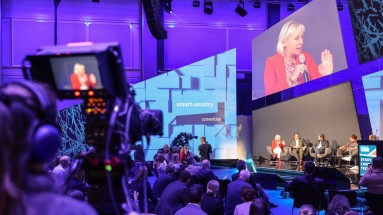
(0, 81, 61, 163)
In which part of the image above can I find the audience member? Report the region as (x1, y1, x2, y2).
(67, 190, 86, 201)
(201, 180, 224, 215)
(152, 163, 176, 198)
(185, 156, 202, 175)
(326, 194, 351, 215)
(154, 153, 167, 175)
(67, 169, 90, 198)
(233, 186, 256, 215)
(231, 160, 247, 181)
(175, 184, 207, 215)
(171, 153, 181, 171)
(197, 159, 219, 180)
(52, 155, 70, 188)
(231, 160, 275, 208)
(128, 164, 158, 213)
(164, 148, 171, 164)
(0, 81, 96, 215)
(284, 161, 326, 210)
(155, 170, 191, 215)
(299, 204, 317, 215)
(249, 198, 270, 215)
(180, 146, 191, 163)
(359, 156, 383, 194)
(133, 144, 145, 163)
(225, 170, 252, 215)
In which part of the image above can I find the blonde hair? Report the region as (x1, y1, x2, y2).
(277, 21, 305, 54)
(275, 134, 281, 140)
(73, 63, 85, 75)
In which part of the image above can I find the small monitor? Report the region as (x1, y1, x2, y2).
(26, 42, 127, 99)
(50, 55, 104, 91)
(359, 144, 377, 176)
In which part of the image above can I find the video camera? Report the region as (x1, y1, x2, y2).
(25, 42, 163, 214)
(171, 132, 198, 148)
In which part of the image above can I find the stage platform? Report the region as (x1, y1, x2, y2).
(251, 160, 360, 190)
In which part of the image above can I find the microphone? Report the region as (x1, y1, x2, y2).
(299, 54, 309, 82)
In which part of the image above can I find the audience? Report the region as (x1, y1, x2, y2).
(197, 159, 219, 181)
(249, 198, 270, 215)
(0, 81, 96, 215)
(233, 186, 256, 215)
(171, 153, 182, 171)
(152, 163, 176, 198)
(180, 146, 191, 163)
(359, 156, 383, 194)
(326, 194, 351, 215)
(133, 144, 145, 163)
(231, 160, 276, 209)
(201, 180, 224, 215)
(128, 164, 158, 213)
(185, 156, 202, 175)
(155, 170, 191, 215)
(284, 161, 326, 210)
(299, 204, 317, 215)
(154, 153, 167, 175)
(175, 184, 207, 215)
(225, 170, 252, 215)
(52, 155, 70, 188)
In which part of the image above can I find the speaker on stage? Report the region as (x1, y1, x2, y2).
(142, 0, 167, 40)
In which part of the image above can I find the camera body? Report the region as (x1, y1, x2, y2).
(25, 42, 163, 214)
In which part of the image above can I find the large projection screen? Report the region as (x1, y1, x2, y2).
(252, 82, 360, 159)
(252, 0, 347, 99)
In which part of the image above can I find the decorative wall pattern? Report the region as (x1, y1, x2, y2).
(348, 0, 383, 64)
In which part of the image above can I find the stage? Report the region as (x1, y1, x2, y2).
(251, 160, 359, 190)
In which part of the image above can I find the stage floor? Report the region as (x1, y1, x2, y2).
(253, 160, 360, 189)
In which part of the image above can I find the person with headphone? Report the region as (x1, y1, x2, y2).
(0, 81, 96, 215)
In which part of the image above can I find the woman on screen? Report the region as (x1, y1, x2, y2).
(271, 134, 285, 163)
(264, 21, 333, 95)
(70, 63, 97, 90)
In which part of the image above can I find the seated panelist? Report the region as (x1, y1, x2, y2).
(289, 133, 307, 164)
(271, 134, 285, 163)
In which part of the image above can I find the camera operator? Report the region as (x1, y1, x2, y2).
(0, 81, 96, 215)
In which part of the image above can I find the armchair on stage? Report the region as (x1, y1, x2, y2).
(266, 146, 287, 164)
(309, 146, 333, 166)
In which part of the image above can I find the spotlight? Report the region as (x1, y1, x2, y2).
(193, 0, 200, 7)
(253, 0, 261, 8)
(235, 1, 247, 17)
(164, 0, 172, 14)
(287, 3, 295, 11)
(337, 0, 343, 11)
(204, 1, 213, 15)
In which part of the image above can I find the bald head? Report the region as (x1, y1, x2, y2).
(239, 170, 250, 181)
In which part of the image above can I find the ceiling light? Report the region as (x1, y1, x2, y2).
(287, 3, 295, 11)
(235, 1, 247, 17)
(193, 0, 200, 7)
(164, 0, 172, 14)
(253, 0, 261, 8)
(204, 1, 213, 15)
